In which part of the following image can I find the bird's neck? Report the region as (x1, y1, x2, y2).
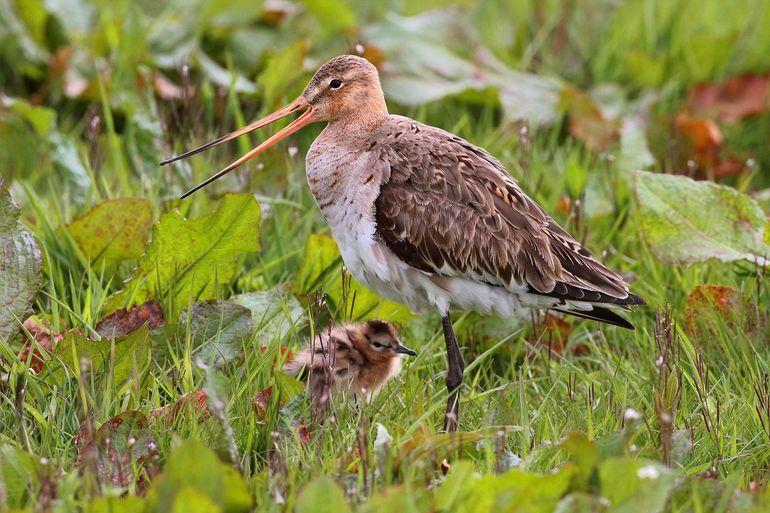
(328, 97, 388, 133)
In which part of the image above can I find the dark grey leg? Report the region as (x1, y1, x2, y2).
(442, 314, 465, 432)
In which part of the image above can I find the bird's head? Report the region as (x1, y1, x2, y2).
(160, 55, 386, 198)
(361, 320, 417, 358)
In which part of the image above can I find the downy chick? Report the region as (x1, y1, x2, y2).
(284, 320, 416, 407)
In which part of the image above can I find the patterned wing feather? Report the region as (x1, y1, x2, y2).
(373, 118, 644, 308)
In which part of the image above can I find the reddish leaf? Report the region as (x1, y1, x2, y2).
(561, 86, 619, 151)
(684, 284, 762, 341)
(18, 317, 64, 373)
(251, 386, 273, 418)
(96, 301, 165, 340)
(298, 422, 312, 444)
(687, 74, 770, 124)
(149, 390, 210, 426)
(535, 313, 578, 355)
(359, 44, 385, 69)
(674, 114, 723, 166)
(76, 411, 159, 490)
(555, 195, 572, 217)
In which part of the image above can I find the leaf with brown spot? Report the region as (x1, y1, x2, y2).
(96, 301, 165, 340)
(149, 390, 210, 426)
(66, 198, 152, 272)
(76, 411, 159, 490)
(684, 284, 763, 341)
(1, 180, 42, 343)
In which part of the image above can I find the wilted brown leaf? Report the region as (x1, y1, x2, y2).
(686, 74, 770, 124)
(251, 386, 274, 418)
(96, 301, 165, 340)
(535, 313, 580, 355)
(561, 86, 619, 151)
(684, 284, 762, 341)
(149, 390, 210, 426)
(18, 317, 64, 373)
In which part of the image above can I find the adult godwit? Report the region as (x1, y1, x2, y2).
(161, 55, 645, 431)
(284, 320, 416, 408)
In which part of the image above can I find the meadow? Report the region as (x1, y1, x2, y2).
(2, 0, 770, 511)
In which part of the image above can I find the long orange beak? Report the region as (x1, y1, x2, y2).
(160, 96, 314, 199)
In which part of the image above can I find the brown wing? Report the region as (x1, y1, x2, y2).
(372, 117, 643, 306)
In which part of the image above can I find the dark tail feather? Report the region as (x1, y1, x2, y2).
(552, 306, 635, 330)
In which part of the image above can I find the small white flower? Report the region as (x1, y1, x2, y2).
(355, 43, 365, 55)
(374, 423, 392, 452)
(637, 465, 660, 480)
(624, 408, 641, 421)
(40, 457, 49, 465)
(288, 146, 299, 158)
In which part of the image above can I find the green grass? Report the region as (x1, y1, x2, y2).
(1, 0, 770, 511)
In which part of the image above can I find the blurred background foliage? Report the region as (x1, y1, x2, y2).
(2, 0, 770, 511)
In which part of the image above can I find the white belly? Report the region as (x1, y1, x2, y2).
(331, 218, 532, 318)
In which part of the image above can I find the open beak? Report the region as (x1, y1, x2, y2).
(394, 343, 417, 357)
(160, 96, 314, 199)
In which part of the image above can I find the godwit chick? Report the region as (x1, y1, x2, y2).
(284, 320, 416, 407)
(161, 55, 645, 431)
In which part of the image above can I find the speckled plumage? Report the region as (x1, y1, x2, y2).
(304, 57, 643, 328)
(283, 320, 415, 407)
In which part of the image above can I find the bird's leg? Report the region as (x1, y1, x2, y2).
(441, 314, 465, 432)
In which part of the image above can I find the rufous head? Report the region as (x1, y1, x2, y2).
(160, 55, 387, 198)
(360, 320, 417, 358)
(301, 55, 386, 122)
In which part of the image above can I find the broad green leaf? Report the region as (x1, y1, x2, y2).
(0, 95, 55, 136)
(106, 194, 261, 318)
(300, 0, 356, 35)
(360, 485, 430, 513)
(172, 486, 222, 513)
(231, 289, 305, 343)
(179, 300, 252, 365)
(435, 460, 477, 511)
(47, 131, 91, 199)
(196, 51, 257, 94)
(0, 181, 41, 342)
(0, 444, 39, 509)
(294, 234, 412, 323)
(295, 476, 352, 513)
(562, 431, 598, 483)
(257, 39, 307, 110)
(147, 439, 251, 513)
(634, 171, 770, 265)
(489, 466, 576, 513)
(553, 492, 609, 513)
(67, 198, 152, 271)
(87, 496, 146, 513)
(50, 324, 150, 384)
(599, 459, 673, 513)
(363, 11, 561, 125)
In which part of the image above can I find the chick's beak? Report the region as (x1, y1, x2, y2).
(394, 343, 417, 357)
(160, 96, 314, 199)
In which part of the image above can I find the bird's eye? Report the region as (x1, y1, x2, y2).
(329, 79, 342, 89)
(372, 341, 384, 349)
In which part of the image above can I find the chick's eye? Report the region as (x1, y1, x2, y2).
(372, 342, 384, 348)
(329, 79, 342, 89)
